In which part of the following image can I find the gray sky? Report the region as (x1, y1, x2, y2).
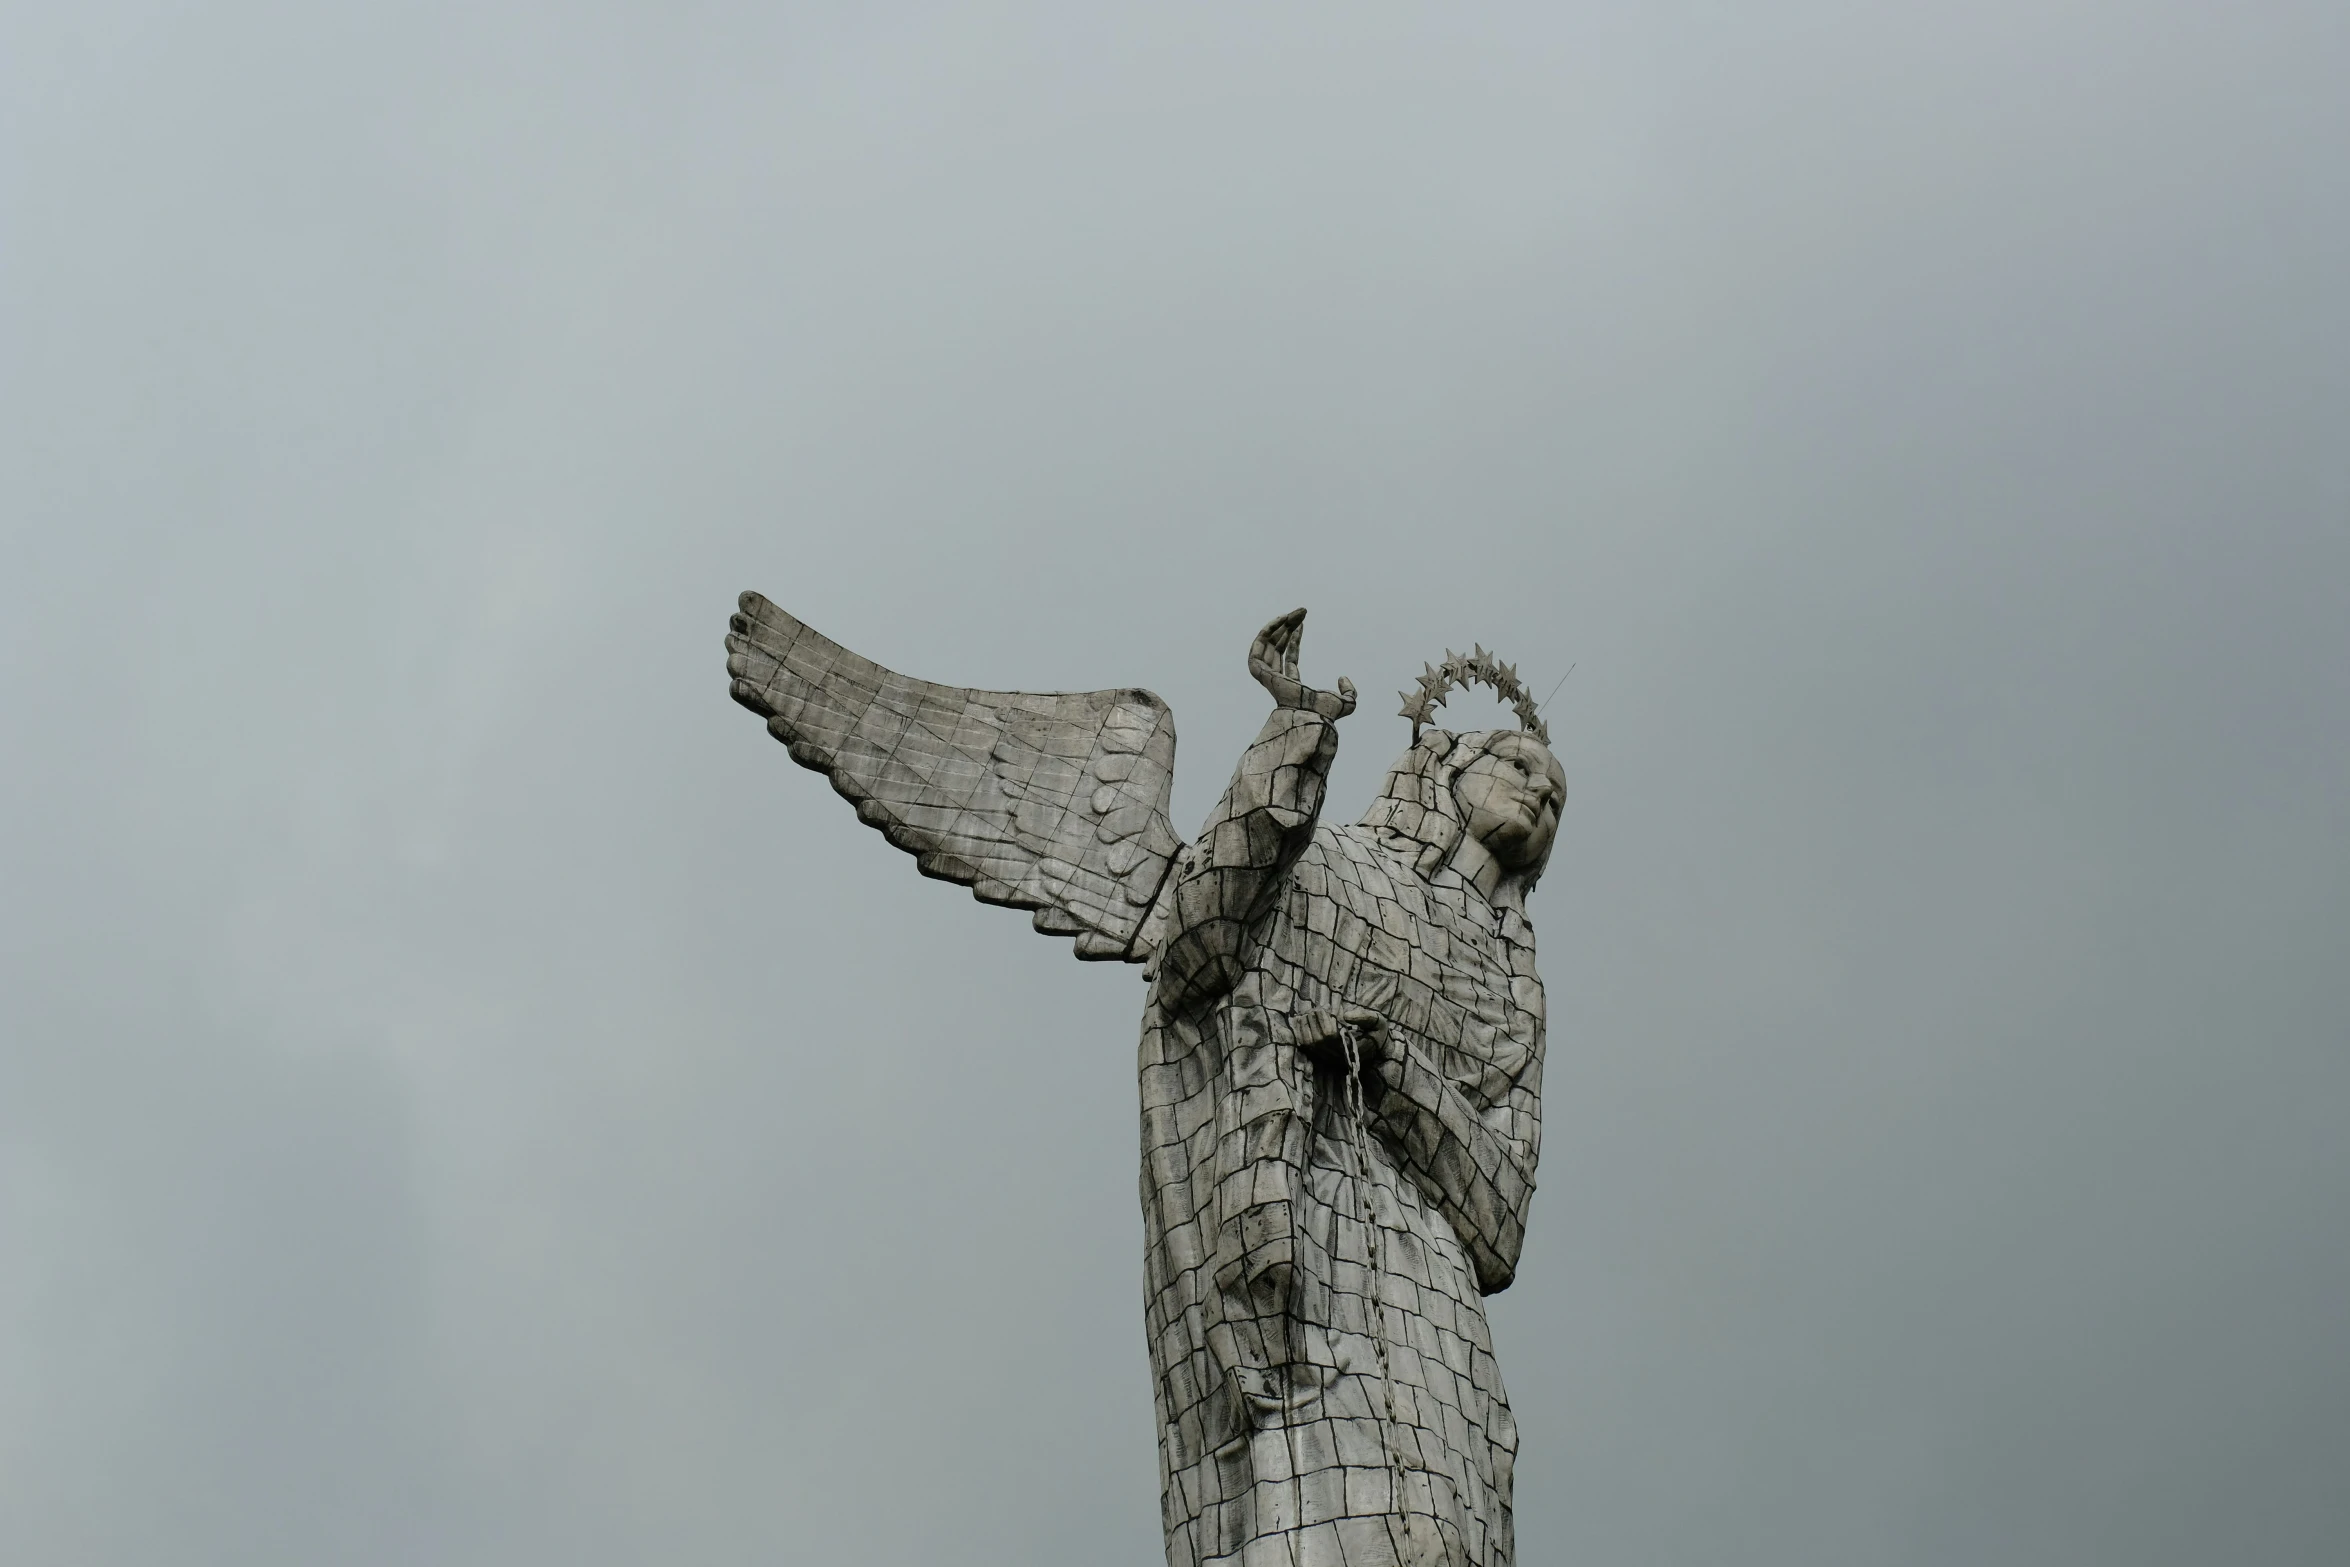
(4, 3, 2346, 1563)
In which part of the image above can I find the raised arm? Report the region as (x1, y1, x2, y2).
(1151, 610, 1355, 1013)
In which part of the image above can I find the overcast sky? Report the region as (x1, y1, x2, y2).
(4, 3, 2346, 1564)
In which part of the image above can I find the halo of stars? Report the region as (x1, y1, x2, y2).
(1399, 646, 1551, 746)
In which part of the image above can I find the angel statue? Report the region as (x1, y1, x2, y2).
(725, 594, 1566, 1567)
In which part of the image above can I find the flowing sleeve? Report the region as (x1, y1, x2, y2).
(1369, 1035, 1540, 1294)
(1363, 913, 1545, 1295)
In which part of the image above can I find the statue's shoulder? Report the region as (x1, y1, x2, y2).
(1296, 822, 1415, 904)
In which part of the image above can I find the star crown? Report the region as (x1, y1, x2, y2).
(1398, 646, 1551, 746)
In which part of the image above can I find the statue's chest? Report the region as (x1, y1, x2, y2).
(1289, 837, 1542, 1086)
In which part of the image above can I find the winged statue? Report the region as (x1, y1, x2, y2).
(726, 592, 1567, 1567)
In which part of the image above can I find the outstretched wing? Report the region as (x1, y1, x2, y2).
(725, 591, 1184, 962)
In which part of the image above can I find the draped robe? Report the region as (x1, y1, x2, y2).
(1139, 707, 1545, 1567)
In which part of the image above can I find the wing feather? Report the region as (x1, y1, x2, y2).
(725, 591, 1182, 962)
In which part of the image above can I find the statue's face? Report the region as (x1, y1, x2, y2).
(1452, 732, 1566, 872)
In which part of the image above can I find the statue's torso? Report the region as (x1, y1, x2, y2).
(1274, 824, 1543, 1115)
(1138, 824, 1541, 1567)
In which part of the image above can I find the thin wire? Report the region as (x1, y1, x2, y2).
(1538, 663, 1576, 714)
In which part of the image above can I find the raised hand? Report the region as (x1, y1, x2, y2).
(1247, 608, 1357, 721)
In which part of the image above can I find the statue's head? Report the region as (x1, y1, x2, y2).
(1451, 728, 1566, 872)
(1360, 645, 1565, 895)
(1360, 727, 1566, 894)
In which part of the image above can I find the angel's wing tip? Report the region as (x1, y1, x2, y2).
(728, 679, 778, 718)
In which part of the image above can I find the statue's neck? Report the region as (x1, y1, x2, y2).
(1449, 833, 1518, 908)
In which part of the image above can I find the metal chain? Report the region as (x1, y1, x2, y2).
(1338, 1020, 1409, 1534)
